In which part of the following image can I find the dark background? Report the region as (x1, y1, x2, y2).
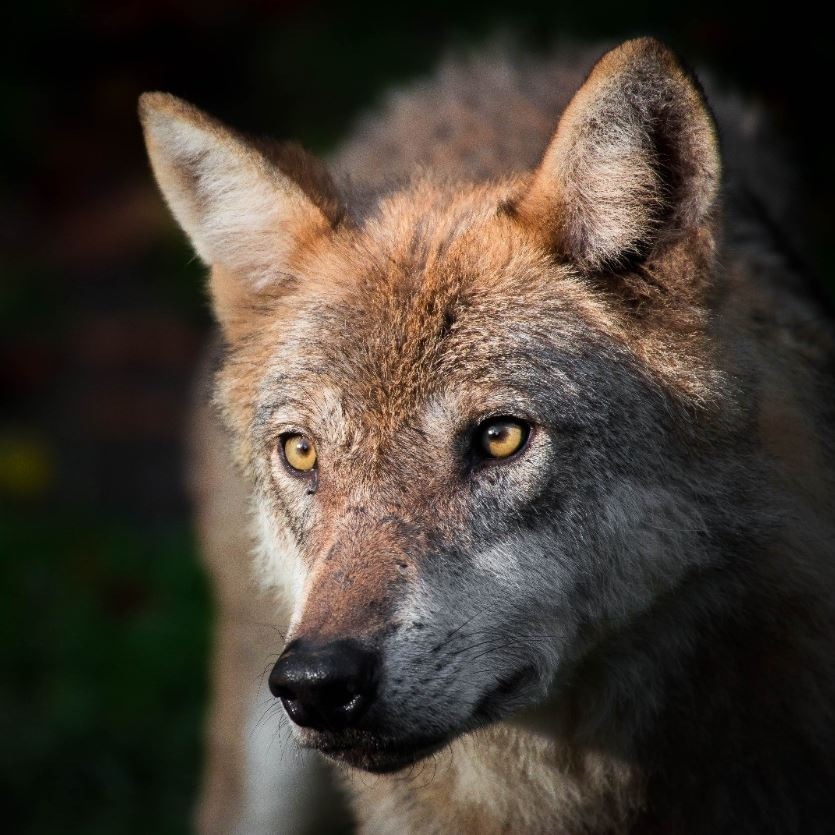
(2, 2, 831, 831)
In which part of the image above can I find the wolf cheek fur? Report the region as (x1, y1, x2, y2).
(141, 37, 835, 834)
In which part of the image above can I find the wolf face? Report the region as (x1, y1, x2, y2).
(141, 38, 724, 772)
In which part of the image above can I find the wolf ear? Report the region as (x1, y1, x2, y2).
(139, 93, 342, 333)
(515, 38, 720, 272)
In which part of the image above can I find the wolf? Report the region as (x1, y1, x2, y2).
(140, 37, 835, 833)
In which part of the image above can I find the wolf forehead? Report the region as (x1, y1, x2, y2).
(143, 37, 724, 428)
(240, 183, 619, 426)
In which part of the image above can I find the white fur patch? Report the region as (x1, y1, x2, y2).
(252, 501, 306, 603)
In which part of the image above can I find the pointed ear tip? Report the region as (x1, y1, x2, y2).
(605, 36, 687, 74)
(138, 91, 170, 114)
(137, 92, 200, 130)
(138, 92, 170, 128)
(619, 35, 672, 54)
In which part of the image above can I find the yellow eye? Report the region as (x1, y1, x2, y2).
(480, 419, 529, 460)
(283, 433, 317, 472)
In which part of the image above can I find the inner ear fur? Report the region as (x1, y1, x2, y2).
(139, 92, 343, 335)
(514, 38, 721, 275)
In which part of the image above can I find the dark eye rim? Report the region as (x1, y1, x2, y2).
(470, 415, 534, 467)
(276, 431, 319, 479)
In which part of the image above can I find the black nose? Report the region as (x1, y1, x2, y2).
(269, 639, 378, 731)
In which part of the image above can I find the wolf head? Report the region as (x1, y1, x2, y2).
(141, 38, 724, 772)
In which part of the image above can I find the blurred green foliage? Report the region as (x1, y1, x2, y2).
(0, 514, 209, 833)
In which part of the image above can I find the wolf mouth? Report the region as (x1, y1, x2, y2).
(316, 733, 452, 773)
(310, 666, 538, 773)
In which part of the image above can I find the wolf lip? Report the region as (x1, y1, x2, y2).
(314, 734, 451, 773)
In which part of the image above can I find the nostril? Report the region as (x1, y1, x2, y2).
(273, 683, 296, 702)
(323, 681, 352, 705)
(267, 666, 291, 700)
